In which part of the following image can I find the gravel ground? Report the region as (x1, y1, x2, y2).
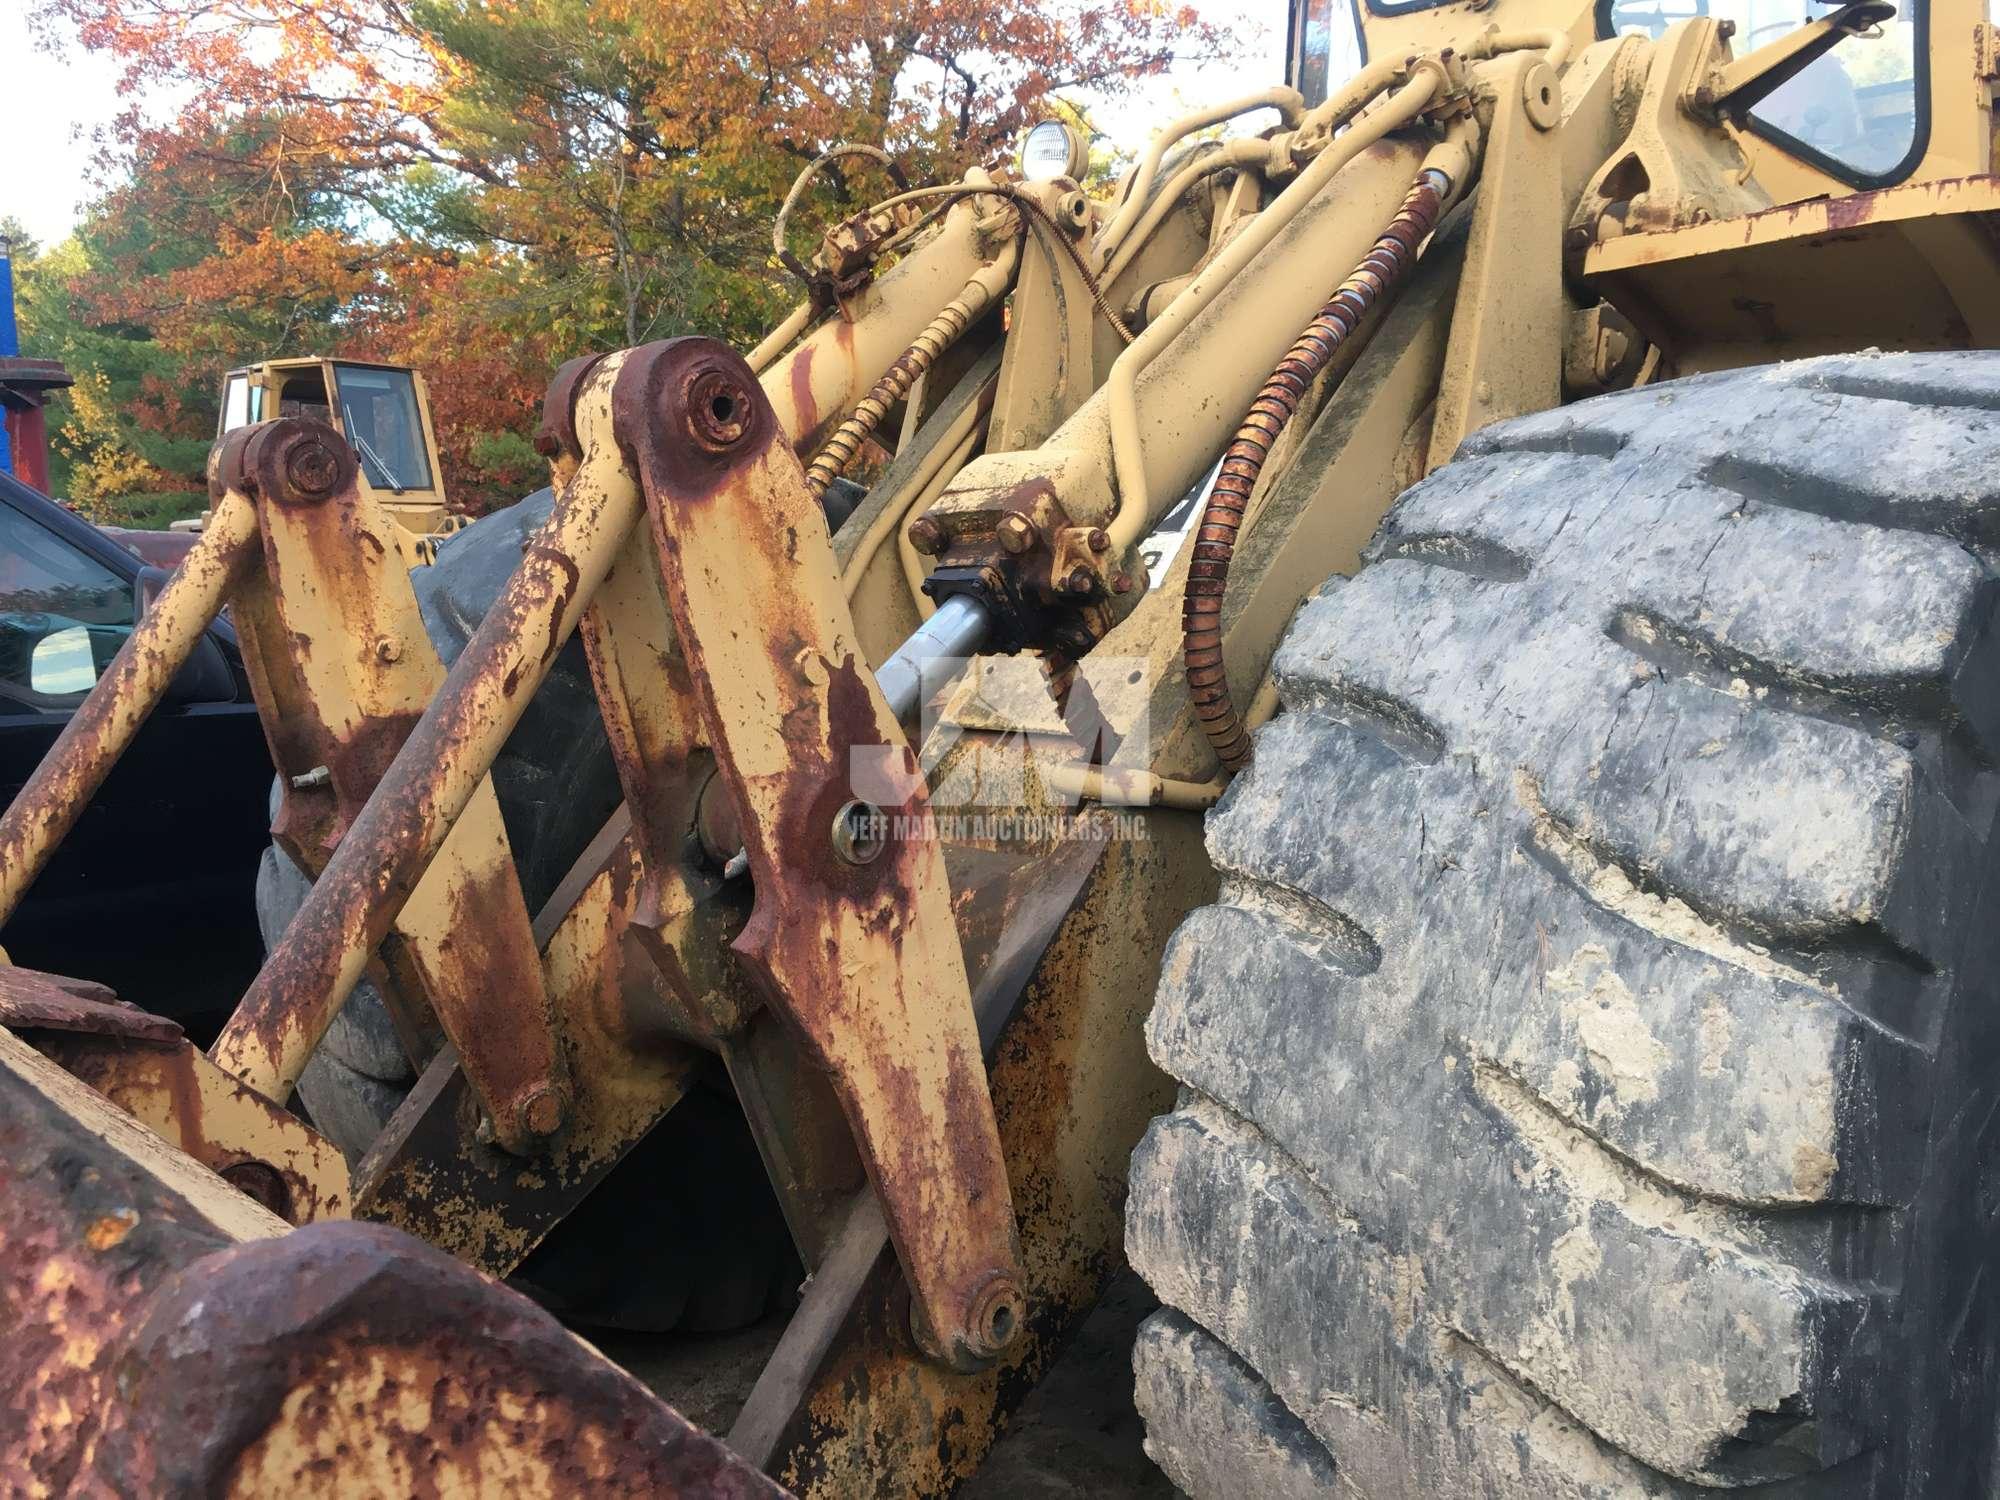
(597, 1272, 1177, 1497)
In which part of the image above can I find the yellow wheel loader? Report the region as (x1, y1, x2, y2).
(4, 0, 1999, 1491)
(199, 357, 469, 563)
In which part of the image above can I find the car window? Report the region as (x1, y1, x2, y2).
(0, 504, 133, 708)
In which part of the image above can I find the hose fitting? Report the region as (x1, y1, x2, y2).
(1183, 166, 1452, 773)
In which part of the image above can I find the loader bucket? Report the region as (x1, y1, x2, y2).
(0, 1023, 783, 1497)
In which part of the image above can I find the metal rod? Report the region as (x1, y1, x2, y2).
(211, 384, 645, 1103)
(0, 489, 260, 927)
(876, 593, 992, 730)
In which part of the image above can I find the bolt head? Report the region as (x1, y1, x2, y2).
(908, 515, 948, 556)
(1087, 528, 1110, 552)
(374, 636, 402, 664)
(685, 367, 754, 452)
(517, 1085, 566, 1140)
(284, 439, 341, 500)
(997, 515, 1035, 554)
(1064, 565, 1095, 595)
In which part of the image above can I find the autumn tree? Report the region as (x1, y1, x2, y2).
(31, 0, 1224, 512)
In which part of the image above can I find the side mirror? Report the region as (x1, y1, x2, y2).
(134, 567, 239, 707)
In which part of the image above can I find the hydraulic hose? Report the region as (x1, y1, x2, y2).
(1105, 59, 1449, 554)
(805, 243, 1019, 497)
(1183, 166, 1453, 773)
(1097, 86, 1305, 259)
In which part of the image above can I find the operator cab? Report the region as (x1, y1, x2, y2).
(217, 358, 461, 560)
(1287, 0, 1924, 189)
(1603, 0, 1920, 180)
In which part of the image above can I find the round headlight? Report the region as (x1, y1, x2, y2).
(1019, 119, 1085, 183)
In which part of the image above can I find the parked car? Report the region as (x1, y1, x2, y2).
(0, 469, 271, 1033)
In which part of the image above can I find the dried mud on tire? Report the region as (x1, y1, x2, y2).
(1129, 353, 2000, 1497)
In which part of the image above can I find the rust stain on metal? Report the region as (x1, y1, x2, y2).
(789, 341, 820, 447)
(91, 1223, 787, 1498)
(0, 966, 183, 1043)
(354, 835, 701, 1277)
(38, 1032, 350, 1227)
(214, 405, 596, 1140)
(773, 811, 1209, 1496)
(1825, 187, 1887, 233)
(84, 1209, 138, 1251)
(536, 352, 607, 465)
(3, 1034, 781, 1500)
(609, 337, 1023, 1370)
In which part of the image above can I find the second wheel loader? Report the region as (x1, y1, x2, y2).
(4, 0, 2000, 1492)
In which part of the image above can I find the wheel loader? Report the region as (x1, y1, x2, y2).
(186, 357, 468, 564)
(3, 0, 1999, 1490)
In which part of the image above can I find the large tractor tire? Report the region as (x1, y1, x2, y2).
(256, 492, 796, 1331)
(1128, 353, 2000, 1496)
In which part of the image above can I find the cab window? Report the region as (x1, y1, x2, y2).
(1604, 0, 1923, 185)
(220, 374, 250, 435)
(219, 374, 265, 435)
(1291, 0, 1366, 107)
(331, 365, 433, 493)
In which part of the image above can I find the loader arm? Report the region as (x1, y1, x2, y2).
(9, 0, 1996, 1485)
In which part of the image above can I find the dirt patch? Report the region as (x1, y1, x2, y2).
(597, 1272, 1177, 1497)
(963, 1273, 1178, 1500)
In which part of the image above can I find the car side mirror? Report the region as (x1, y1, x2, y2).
(134, 566, 239, 707)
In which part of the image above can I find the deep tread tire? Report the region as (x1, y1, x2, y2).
(257, 491, 796, 1332)
(1128, 353, 2000, 1496)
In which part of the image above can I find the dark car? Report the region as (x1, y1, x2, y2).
(0, 470, 272, 1032)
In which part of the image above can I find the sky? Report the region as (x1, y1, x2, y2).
(0, 4, 131, 247)
(1, 1, 1287, 251)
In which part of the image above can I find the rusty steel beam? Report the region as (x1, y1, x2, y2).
(353, 831, 703, 1275)
(209, 354, 645, 1106)
(608, 337, 1024, 1371)
(762, 813, 1211, 1497)
(224, 417, 567, 1152)
(0, 439, 260, 927)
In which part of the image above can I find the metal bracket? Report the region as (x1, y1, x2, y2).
(604, 338, 1025, 1369)
(215, 420, 570, 1155)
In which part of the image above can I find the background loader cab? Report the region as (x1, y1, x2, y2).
(217, 358, 463, 558)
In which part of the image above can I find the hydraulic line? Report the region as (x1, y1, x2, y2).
(803, 242, 1018, 497)
(1104, 60, 1448, 552)
(1183, 166, 1452, 774)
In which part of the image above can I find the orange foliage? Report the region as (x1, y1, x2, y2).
(34, 0, 1226, 510)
